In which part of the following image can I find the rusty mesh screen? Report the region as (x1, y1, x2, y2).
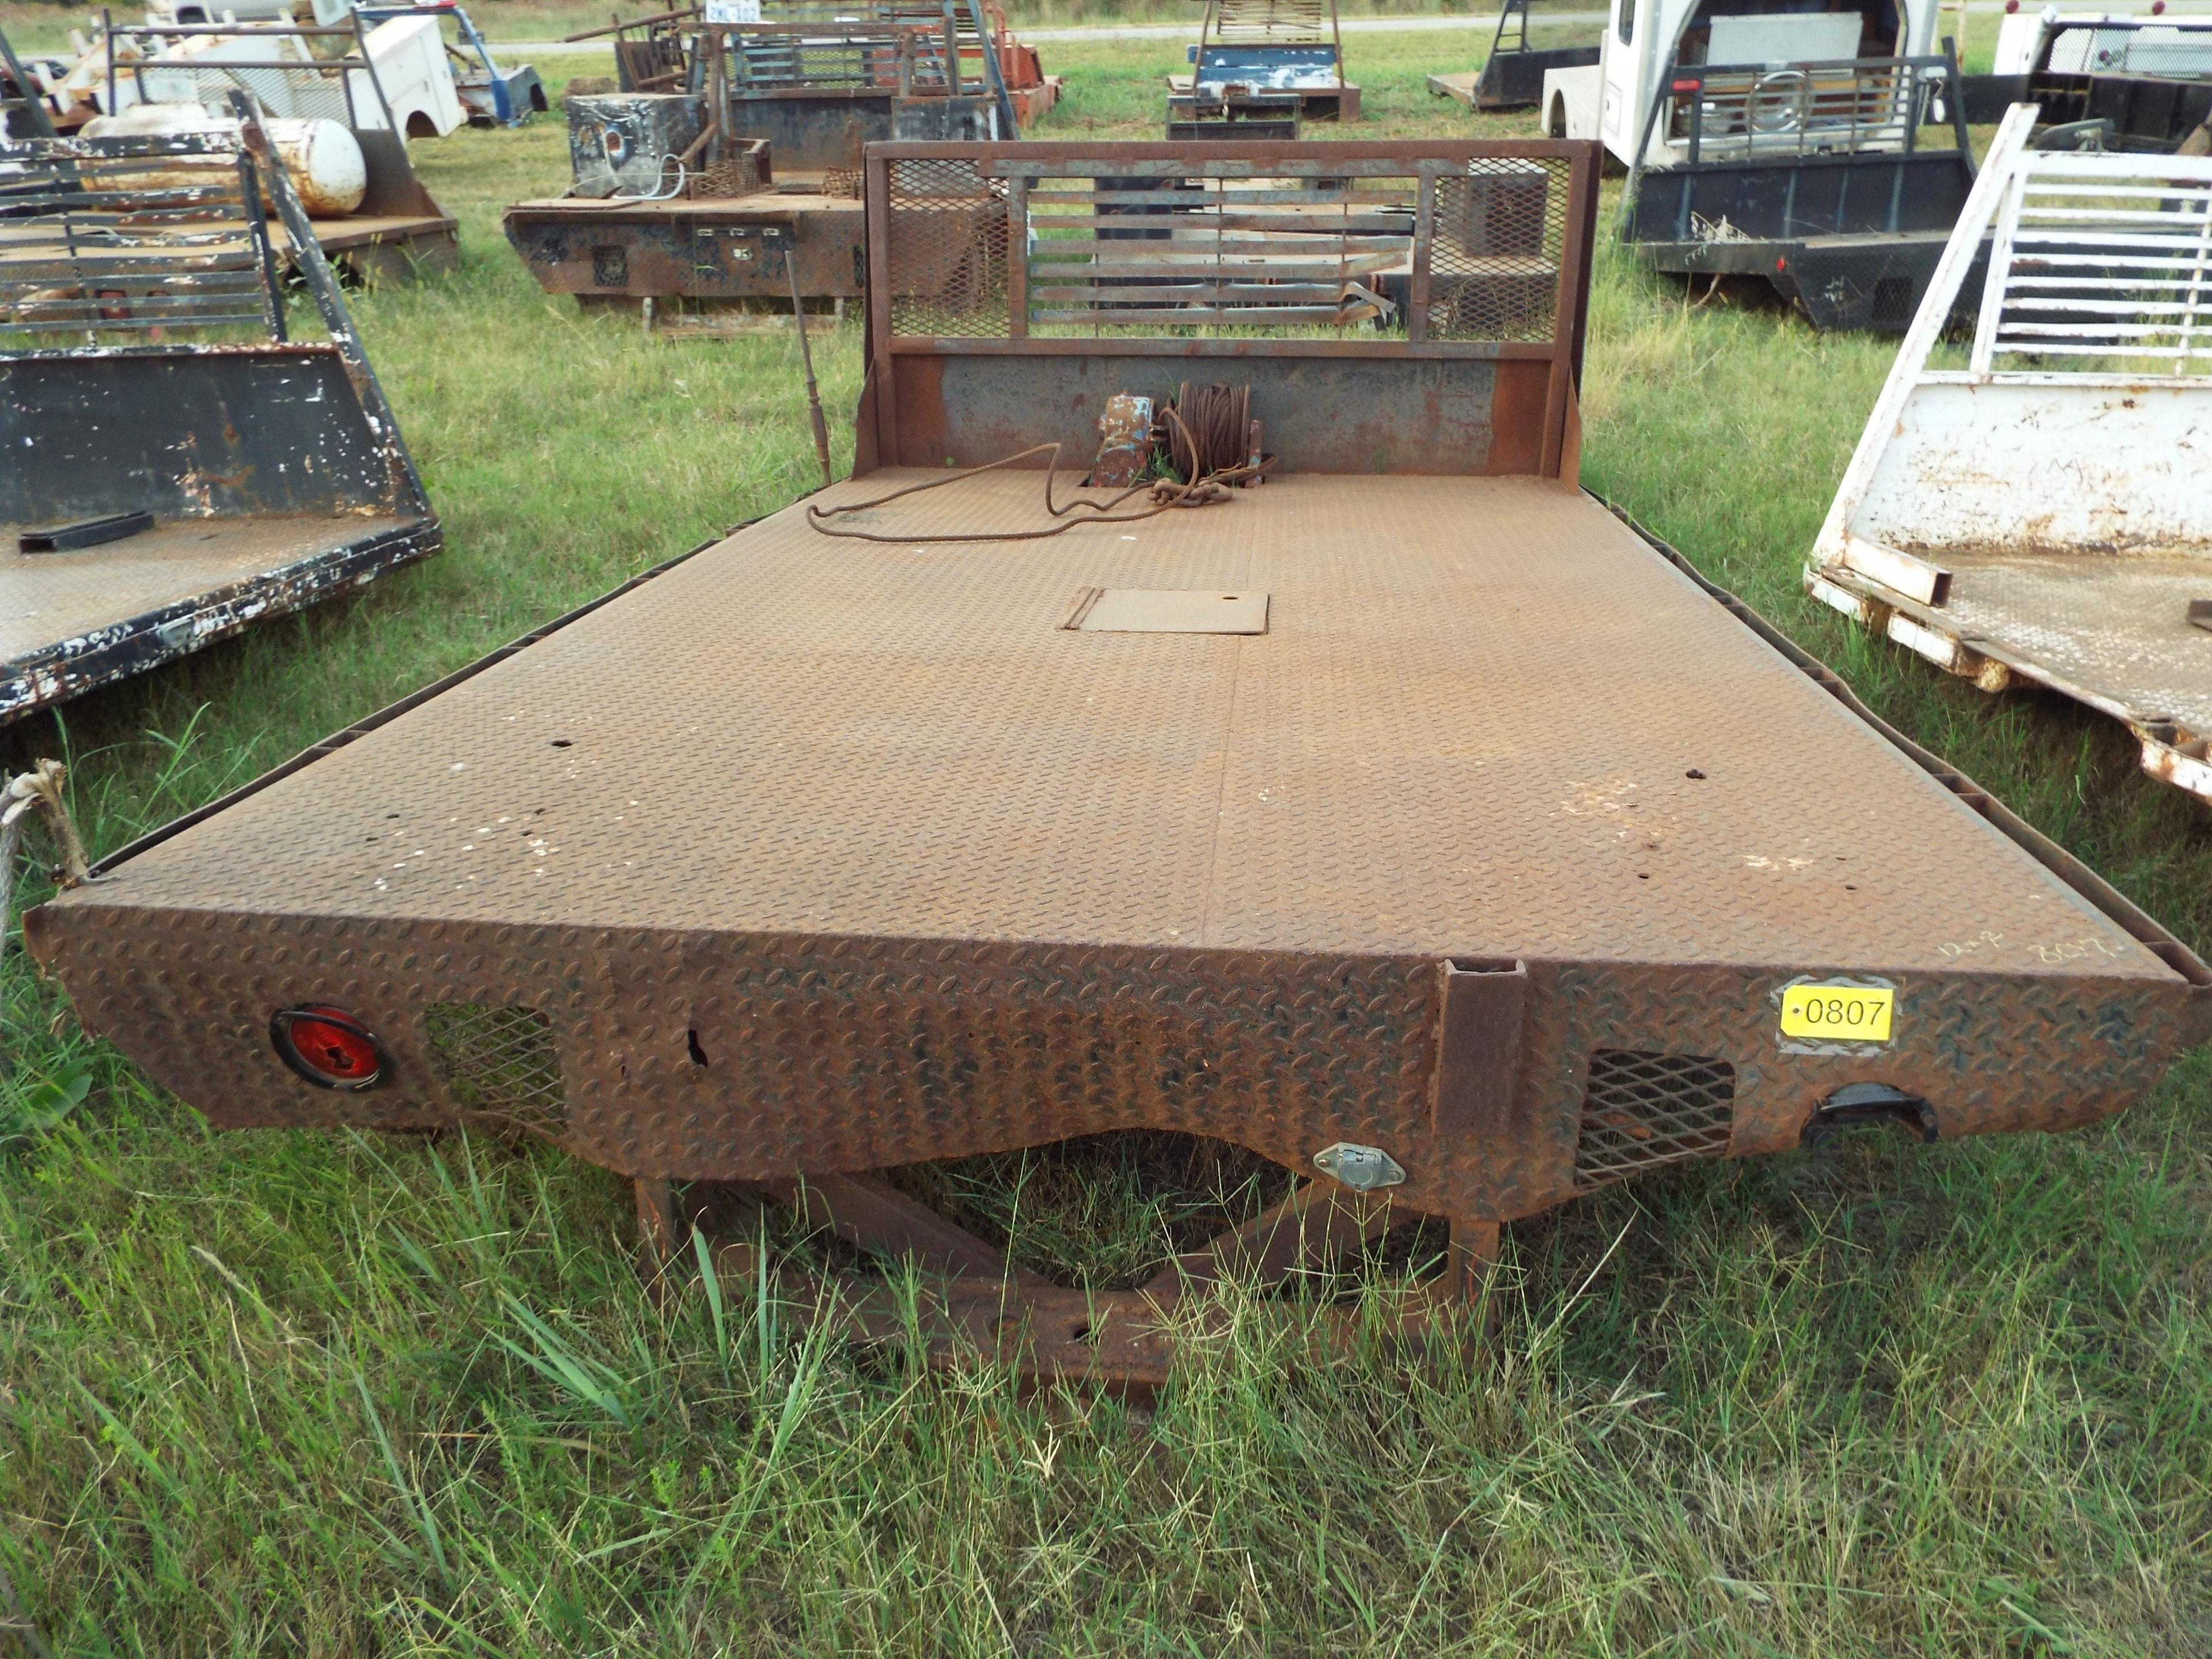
(425, 1003, 567, 1135)
(1429, 157, 1568, 342)
(887, 156, 1012, 337)
(1573, 1048, 1736, 1187)
(880, 151, 1574, 346)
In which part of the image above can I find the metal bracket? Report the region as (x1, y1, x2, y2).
(1430, 957, 1528, 1138)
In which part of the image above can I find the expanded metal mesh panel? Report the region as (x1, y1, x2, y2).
(425, 1003, 567, 1135)
(2042, 21, 2212, 79)
(0, 137, 280, 338)
(1573, 1048, 1736, 1187)
(887, 156, 1011, 336)
(1430, 157, 1567, 342)
(882, 153, 1574, 345)
(1978, 153, 2212, 376)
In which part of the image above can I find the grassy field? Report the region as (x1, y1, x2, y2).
(5, 30, 2212, 1657)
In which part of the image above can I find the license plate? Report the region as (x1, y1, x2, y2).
(1779, 984, 1893, 1043)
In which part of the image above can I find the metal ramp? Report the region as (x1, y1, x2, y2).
(1810, 105, 2212, 802)
(2, 104, 440, 722)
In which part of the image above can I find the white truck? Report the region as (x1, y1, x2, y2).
(1540, 0, 1939, 166)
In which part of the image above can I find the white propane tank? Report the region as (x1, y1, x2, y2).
(82, 105, 368, 218)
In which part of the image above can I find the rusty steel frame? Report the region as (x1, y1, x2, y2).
(26, 136, 2212, 1389)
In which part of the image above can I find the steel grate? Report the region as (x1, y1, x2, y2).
(1429, 158, 1565, 342)
(1573, 1048, 1736, 1187)
(0, 137, 279, 339)
(1977, 154, 2212, 378)
(424, 1003, 567, 1135)
(887, 157, 1011, 337)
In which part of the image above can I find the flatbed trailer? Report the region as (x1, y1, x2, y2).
(2, 112, 440, 722)
(31, 137, 2209, 1387)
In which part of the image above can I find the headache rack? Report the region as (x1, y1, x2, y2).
(1, 105, 439, 721)
(28, 135, 2210, 1391)
(861, 141, 1593, 473)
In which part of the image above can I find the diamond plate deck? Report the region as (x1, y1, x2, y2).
(27, 471, 2206, 1222)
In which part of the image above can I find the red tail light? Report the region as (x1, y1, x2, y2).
(271, 1006, 387, 1091)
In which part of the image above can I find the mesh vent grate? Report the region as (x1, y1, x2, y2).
(425, 1003, 566, 1135)
(1428, 158, 1566, 343)
(1573, 1048, 1735, 1187)
(887, 158, 1011, 338)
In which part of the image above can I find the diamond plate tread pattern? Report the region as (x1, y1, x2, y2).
(28, 475, 2199, 1218)
(2, 517, 416, 659)
(43, 475, 2175, 980)
(1884, 549, 2212, 734)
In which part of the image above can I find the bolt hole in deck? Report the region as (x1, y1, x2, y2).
(23, 137, 2211, 1389)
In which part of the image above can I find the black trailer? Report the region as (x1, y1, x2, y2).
(1, 105, 440, 723)
(1622, 50, 1986, 332)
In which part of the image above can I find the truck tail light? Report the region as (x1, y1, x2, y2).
(271, 1005, 387, 1091)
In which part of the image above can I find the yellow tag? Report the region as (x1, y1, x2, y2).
(1779, 984, 1893, 1043)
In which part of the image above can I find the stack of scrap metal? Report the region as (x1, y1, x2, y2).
(1168, 0, 1356, 141)
(2, 101, 440, 723)
(505, 0, 1024, 320)
(1808, 105, 2212, 805)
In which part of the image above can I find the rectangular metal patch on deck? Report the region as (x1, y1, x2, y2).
(1779, 984, 1895, 1043)
(1063, 589, 1270, 635)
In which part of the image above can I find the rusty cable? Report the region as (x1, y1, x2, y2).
(1164, 382, 1252, 484)
(805, 402, 1270, 546)
(805, 407, 1268, 546)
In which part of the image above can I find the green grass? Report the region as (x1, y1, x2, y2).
(5, 33, 2212, 1657)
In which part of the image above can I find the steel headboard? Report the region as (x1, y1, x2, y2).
(857, 138, 1601, 479)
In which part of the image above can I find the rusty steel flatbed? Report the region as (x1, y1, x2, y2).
(28, 138, 2209, 1384)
